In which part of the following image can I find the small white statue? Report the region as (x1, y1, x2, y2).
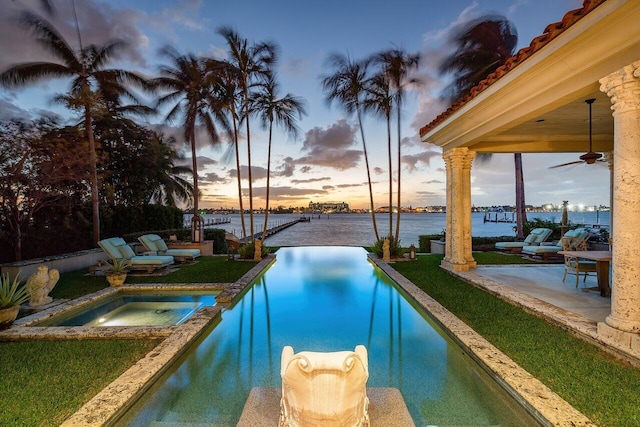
(25, 266, 59, 307)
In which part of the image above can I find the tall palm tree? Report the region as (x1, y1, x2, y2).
(438, 16, 527, 237)
(218, 26, 277, 242)
(322, 53, 380, 241)
(364, 72, 394, 239)
(150, 47, 226, 240)
(216, 64, 248, 241)
(375, 49, 421, 241)
(251, 75, 307, 242)
(147, 133, 194, 207)
(0, 11, 146, 246)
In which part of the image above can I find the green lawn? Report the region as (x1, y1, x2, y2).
(0, 339, 160, 427)
(393, 254, 640, 427)
(51, 256, 258, 299)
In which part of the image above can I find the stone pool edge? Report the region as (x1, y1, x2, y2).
(56, 255, 275, 426)
(371, 256, 595, 427)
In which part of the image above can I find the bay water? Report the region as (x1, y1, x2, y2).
(185, 211, 609, 247)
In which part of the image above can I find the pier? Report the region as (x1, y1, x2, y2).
(483, 211, 516, 223)
(183, 216, 231, 228)
(250, 217, 308, 241)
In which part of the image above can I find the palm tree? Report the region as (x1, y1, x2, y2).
(322, 53, 380, 241)
(251, 75, 307, 243)
(150, 46, 227, 241)
(216, 64, 248, 241)
(374, 49, 421, 241)
(218, 26, 277, 242)
(0, 11, 146, 246)
(147, 133, 194, 207)
(364, 71, 394, 239)
(438, 15, 528, 237)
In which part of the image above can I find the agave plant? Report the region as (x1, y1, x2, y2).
(107, 258, 130, 274)
(0, 273, 29, 309)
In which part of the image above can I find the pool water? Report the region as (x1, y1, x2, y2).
(118, 247, 539, 426)
(37, 293, 217, 327)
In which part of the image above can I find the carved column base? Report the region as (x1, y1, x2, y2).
(441, 259, 475, 272)
(597, 322, 640, 355)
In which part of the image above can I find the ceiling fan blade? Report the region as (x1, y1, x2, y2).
(549, 160, 584, 169)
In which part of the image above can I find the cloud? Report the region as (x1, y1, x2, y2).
(291, 177, 331, 184)
(228, 165, 268, 181)
(373, 167, 384, 175)
(336, 183, 364, 189)
(200, 172, 227, 184)
(249, 186, 328, 200)
(146, 0, 207, 34)
(276, 157, 296, 177)
(176, 155, 218, 168)
(295, 119, 362, 170)
(402, 150, 441, 172)
(282, 56, 310, 76)
(423, 179, 444, 184)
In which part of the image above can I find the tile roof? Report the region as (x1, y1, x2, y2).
(419, 0, 607, 137)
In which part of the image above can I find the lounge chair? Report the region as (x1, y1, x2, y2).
(494, 228, 553, 253)
(279, 345, 370, 427)
(561, 235, 597, 287)
(138, 234, 201, 262)
(98, 237, 174, 273)
(521, 227, 591, 260)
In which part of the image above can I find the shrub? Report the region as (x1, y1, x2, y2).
(418, 234, 443, 252)
(371, 236, 404, 258)
(237, 241, 270, 259)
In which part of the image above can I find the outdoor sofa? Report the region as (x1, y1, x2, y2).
(98, 237, 174, 273)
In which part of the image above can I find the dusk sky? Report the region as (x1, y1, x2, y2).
(0, 0, 610, 211)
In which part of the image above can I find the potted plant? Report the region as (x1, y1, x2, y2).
(106, 258, 129, 287)
(0, 272, 29, 329)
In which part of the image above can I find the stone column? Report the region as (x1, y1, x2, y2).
(598, 60, 640, 351)
(442, 148, 476, 271)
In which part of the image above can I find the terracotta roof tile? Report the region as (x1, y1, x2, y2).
(420, 0, 607, 137)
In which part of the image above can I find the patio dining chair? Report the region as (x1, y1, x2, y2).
(561, 236, 597, 287)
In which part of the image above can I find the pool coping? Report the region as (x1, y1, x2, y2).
(371, 256, 595, 427)
(7, 252, 593, 426)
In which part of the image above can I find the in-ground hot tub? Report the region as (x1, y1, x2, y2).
(36, 291, 218, 327)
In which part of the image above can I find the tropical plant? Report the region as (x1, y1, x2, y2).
(218, 26, 277, 242)
(237, 242, 270, 260)
(150, 46, 228, 236)
(0, 273, 29, 309)
(371, 236, 404, 259)
(0, 11, 148, 246)
(251, 75, 307, 242)
(374, 48, 421, 241)
(106, 258, 130, 274)
(438, 15, 528, 237)
(321, 53, 380, 241)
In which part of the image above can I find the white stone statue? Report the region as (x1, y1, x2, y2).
(279, 345, 370, 427)
(25, 266, 59, 307)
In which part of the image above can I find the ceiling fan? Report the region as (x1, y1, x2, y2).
(550, 98, 605, 169)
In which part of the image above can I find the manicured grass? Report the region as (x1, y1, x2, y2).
(393, 254, 640, 427)
(51, 256, 258, 300)
(0, 339, 160, 427)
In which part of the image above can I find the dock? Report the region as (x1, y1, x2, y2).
(183, 216, 231, 228)
(483, 212, 516, 223)
(250, 217, 308, 241)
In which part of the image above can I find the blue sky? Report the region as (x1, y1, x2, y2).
(1, 0, 609, 211)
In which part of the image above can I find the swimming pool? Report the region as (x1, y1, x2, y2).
(116, 247, 539, 426)
(36, 292, 218, 327)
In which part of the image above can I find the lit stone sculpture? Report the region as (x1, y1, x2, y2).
(279, 345, 370, 427)
(382, 238, 391, 261)
(254, 239, 263, 261)
(25, 265, 59, 307)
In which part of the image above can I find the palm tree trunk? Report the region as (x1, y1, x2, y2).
(386, 115, 393, 238)
(191, 132, 199, 216)
(85, 105, 100, 247)
(356, 106, 379, 241)
(394, 109, 401, 241)
(261, 121, 273, 240)
(232, 110, 248, 242)
(514, 153, 527, 238)
(243, 83, 255, 242)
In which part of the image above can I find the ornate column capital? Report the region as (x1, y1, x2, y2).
(599, 60, 640, 115)
(442, 147, 475, 169)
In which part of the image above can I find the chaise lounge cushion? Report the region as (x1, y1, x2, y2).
(98, 237, 174, 267)
(495, 228, 553, 251)
(521, 228, 591, 257)
(138, 234, 201, 260)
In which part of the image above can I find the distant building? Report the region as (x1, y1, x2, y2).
(308, 201, 350, 213)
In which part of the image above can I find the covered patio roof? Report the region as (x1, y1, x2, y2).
(420, 0, 640, 155)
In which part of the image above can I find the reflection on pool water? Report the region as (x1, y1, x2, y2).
(118, 247, 539, 426)
(37, 293, 217, 327)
